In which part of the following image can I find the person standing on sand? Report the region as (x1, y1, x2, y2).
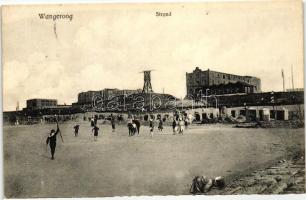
(158, 118, 163, 132)
(132, 119, 141, 135)
(149, 118, 154, 138)
(184, 117, 189, 129)
(172, 118, 177, 134)
(92, 125, 100, 141)
(46, 123, 61, 160)
(111, 115, 116, 132)
(73, 124, 80, 137)
(178, 118, 185, 135)
(90, 117, 94, 127)
(94, 115, 98, 125)
(127, 118, 134, 136)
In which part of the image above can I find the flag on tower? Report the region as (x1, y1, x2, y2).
(281, 69, 285, 91)
(16, 101, 19, 111)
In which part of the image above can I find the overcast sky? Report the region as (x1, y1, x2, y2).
(2, 1, 304, 111)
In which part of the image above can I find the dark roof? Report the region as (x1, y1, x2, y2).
(27, 98, 57, 101)
(189, 67, 260, 80)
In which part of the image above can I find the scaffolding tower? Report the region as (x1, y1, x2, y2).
(141, 70, 154, 93)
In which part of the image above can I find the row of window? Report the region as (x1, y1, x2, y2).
(189, 86, 255, 95)
(188, 74, 259, 86)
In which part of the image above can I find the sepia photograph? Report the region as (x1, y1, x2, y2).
(1, 0, 305, 198)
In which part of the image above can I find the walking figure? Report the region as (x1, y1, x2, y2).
(73, 124, 80, 137)
(127, 118, 136, 136)
(94, 116, 98, 125)
(92, 125, 100, 141)
(149, 118, 154, 138)
(172, 119, 177, 134)
(90, 117, 95, 127)
(158, 119, 163, 132)
(184, 118, 189, 129)
(111, 115, 116, 132)
(133, 119, 141, 135)
(178, 118, 185, 135)
(46, 123, 61, 160)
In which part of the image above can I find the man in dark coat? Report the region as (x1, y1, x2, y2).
(172, 119, 177, 134)
(111, 115, 116, 132)
(149, 118, 154, 138)
(158, 119, 163, 132)
(46, 123, 60, 160)
(94, 116, 98, 125)
(132, 119, 141, 135)
(92, 125, 100, 141)
(90, 118, 95, 127)
(73, 124, 80, 137)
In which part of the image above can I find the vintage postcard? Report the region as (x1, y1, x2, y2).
(2, 0, 305, 198)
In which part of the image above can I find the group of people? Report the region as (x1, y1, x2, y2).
(75, 116, 101, 141)
(90, 115, 116, 140)
(127, 118, 141, 136)
(172, 116, 189, 135)
(148, 118, 165, 137)
(127, 117, 165, 138)
(46, 114, 191, 160)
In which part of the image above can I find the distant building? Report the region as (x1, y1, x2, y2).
(26, 98, 58, 110)
(75, 88, 142, 105)
(286, 88, 304, 92)
(186, 67, 261, 97)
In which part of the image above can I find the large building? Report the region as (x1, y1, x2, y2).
(26, 98, 58, 110)
(186, 67, 261, 97)
(75, 88, 142, 105)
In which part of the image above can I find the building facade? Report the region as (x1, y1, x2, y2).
(186, 67, 261, 97)
(76, 88, 142, 105)
(26, 99, 58, 110)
